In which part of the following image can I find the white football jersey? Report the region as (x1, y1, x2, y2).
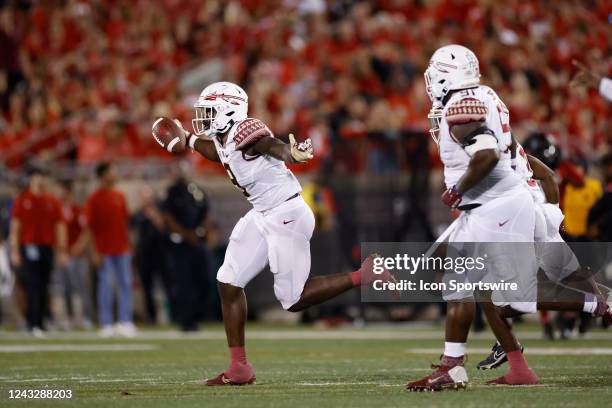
(212, 118, 302, 212)
(439, 85, 522, 205)
(514, 143, 546, 204)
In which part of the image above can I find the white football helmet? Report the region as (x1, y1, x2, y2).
(192, 81, 248, 136)
(424, 44, 480, 103)
(424, 44, 480, 144)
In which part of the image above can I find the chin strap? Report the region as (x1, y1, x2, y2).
(214, 119, 235, 135)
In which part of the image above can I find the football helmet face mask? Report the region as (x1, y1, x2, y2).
(192, 81, 248, 137)
(427, 101, 444, 145)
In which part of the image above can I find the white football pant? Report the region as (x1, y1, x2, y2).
(443, 186, 538, 313)
(216, 196, 315, 309)
(534, 202, 579, 282)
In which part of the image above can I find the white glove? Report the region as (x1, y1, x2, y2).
(289, 134, 314, 163)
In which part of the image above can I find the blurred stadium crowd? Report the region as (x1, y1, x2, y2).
(0, 0, 609, 171)
(0, 0, 610, 336)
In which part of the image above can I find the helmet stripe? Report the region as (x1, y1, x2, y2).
(204, 93, 246, 104)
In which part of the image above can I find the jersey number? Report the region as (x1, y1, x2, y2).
(224, 163, 250, 197)
(459, 89, 476, 97)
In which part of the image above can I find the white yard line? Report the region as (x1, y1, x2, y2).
(299, 381, 393, 386)
(0, 344, 159, 353)
(1, 329, 612, 341)
(1, 376, 164, 384)
(468, 383, 553, 389)
(406, 347, 612, 355)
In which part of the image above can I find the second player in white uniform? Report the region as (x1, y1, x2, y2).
(513, 143, 579, 280)
(436, 84, 538, 312)
(407, 45, 540, 391)
(475, 141, 611, 372)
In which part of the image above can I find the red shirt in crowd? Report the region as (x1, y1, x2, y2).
(11, 189, 64, 247)
(84, 187, 130, 256)
(62, 201, 84, 248)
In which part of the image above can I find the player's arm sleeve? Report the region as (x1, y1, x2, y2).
(599, 77, 612, 102)
(445, 98, 489, 128)
(445, 98, 498, 156)
(234, 118, 273, 151)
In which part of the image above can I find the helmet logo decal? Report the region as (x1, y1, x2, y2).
(434, 61, 458, 71)
(204, 93, 246, 104)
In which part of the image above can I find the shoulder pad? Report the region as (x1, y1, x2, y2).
(234, 118, 273, 150)
(445, 98, 488, 126)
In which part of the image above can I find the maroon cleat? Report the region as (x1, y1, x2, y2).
(590, 281, 611, 324)
(205, 372, 256, 386)
(406, 363, 468, 392)
(594, 300, 612, 325)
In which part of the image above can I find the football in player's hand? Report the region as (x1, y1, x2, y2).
(152, 117, 187, 153)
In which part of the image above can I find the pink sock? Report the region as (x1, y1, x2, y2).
(349, 270, 361, 287)
(226, 346, 253, 382)
(229, 346, 247, 365)
(506, 350, 529, 372)
(487, 350, 538, 385)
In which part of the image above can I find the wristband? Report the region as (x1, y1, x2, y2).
(441, 185, 463, 209)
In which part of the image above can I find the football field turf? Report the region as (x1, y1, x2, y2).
(1, 325, 611, 408)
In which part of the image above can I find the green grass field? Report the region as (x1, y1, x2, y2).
(1, 324, 611, 408)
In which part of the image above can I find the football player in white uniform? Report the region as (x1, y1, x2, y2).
(163, 81, 394, 386)
(406, 45, 541, 391)
(477, 142, 611, 370)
